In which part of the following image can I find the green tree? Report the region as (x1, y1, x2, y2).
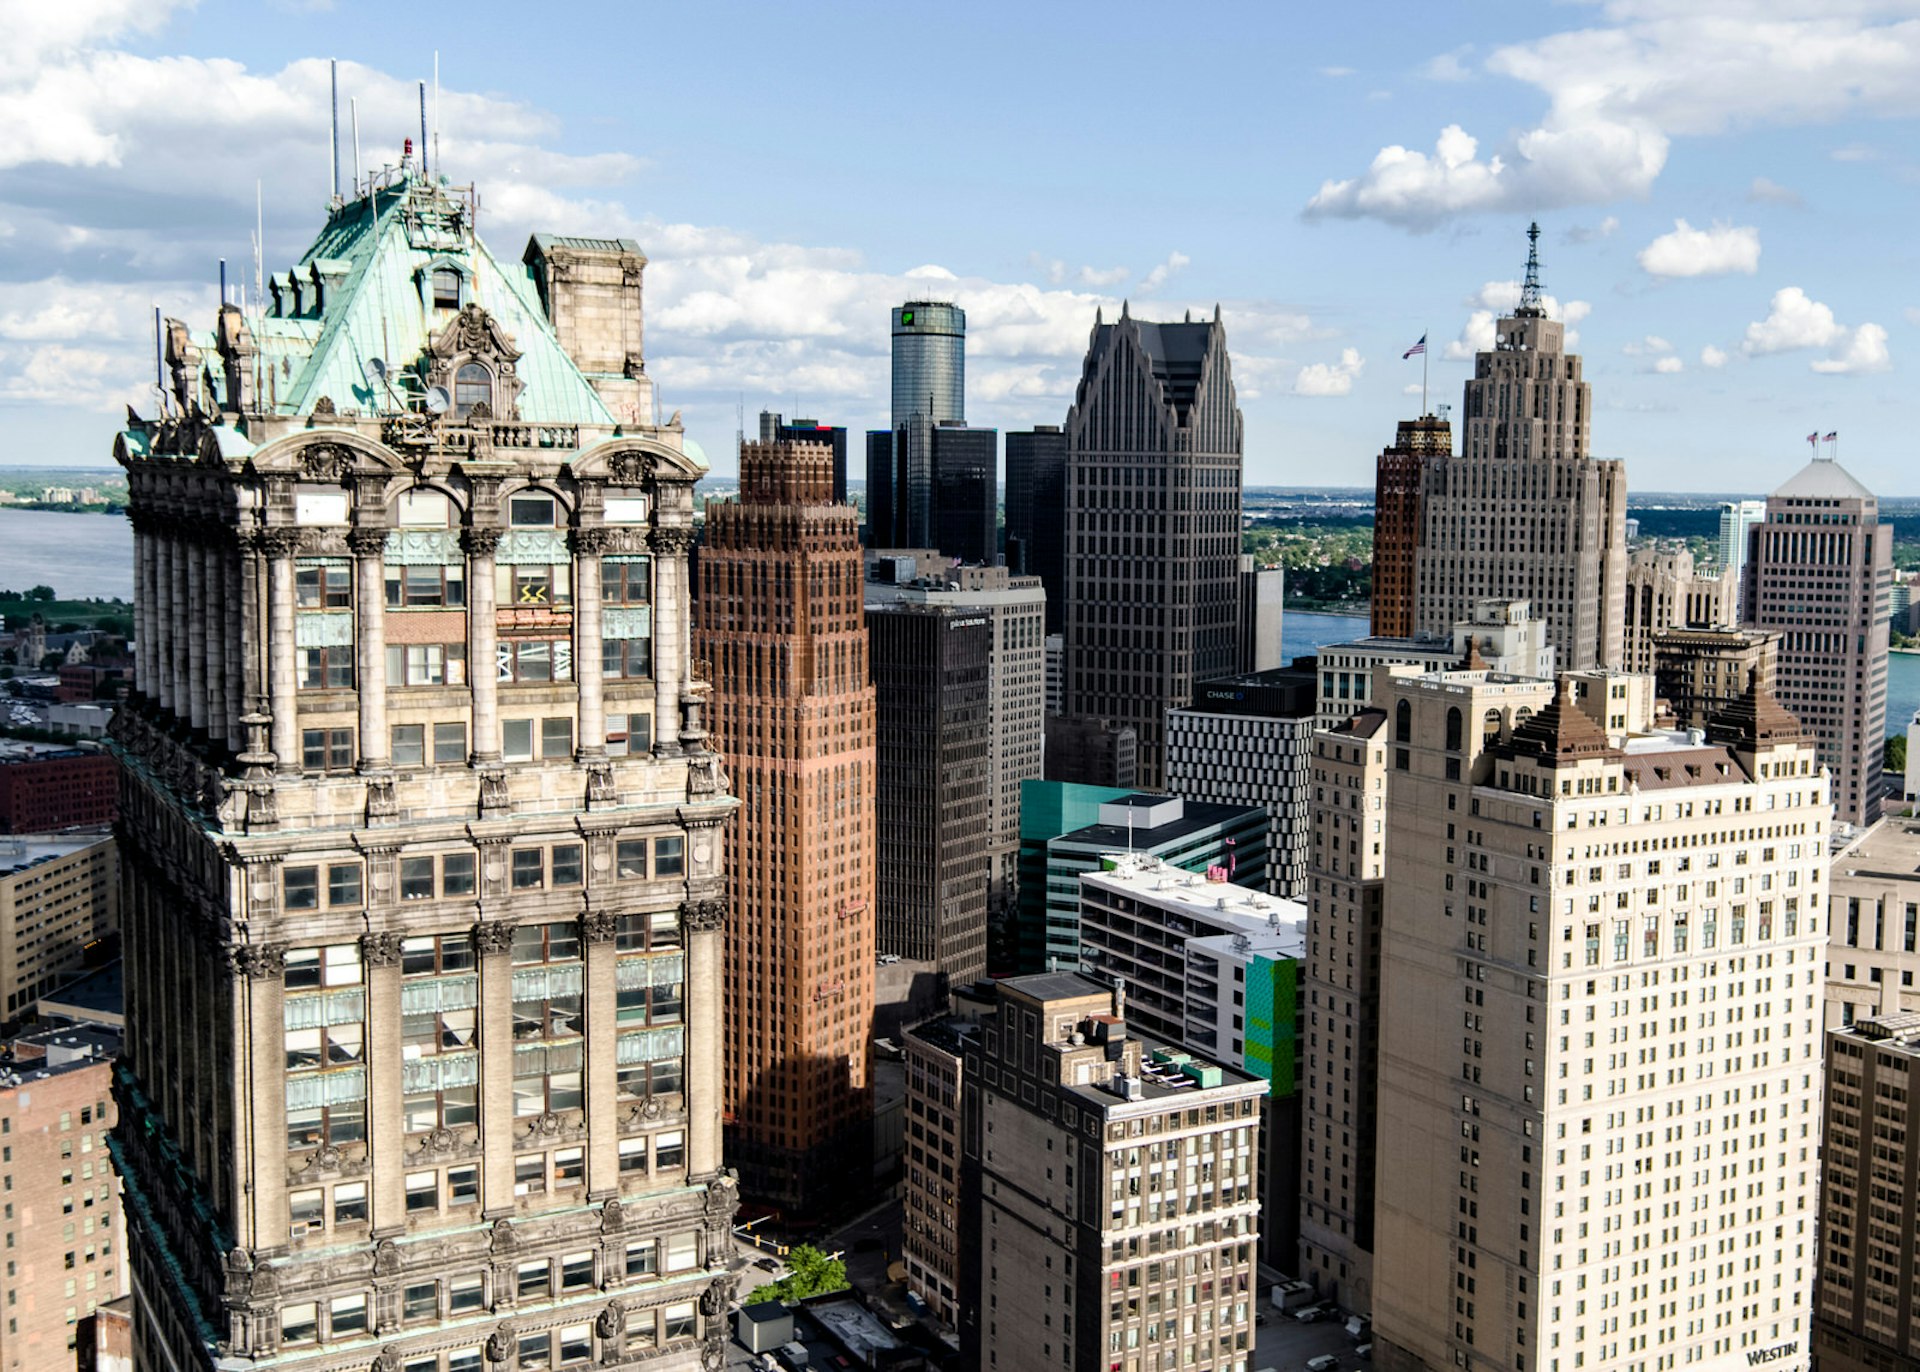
(757, 1244, 849, 1304)
(1888, 735, 1908, 776)
(26, 586, 54, 603)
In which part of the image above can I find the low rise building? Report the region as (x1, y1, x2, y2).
(0, 749, 115, 832)
(1828, 817, 1920, 1029)
(1653, 626, 1779, 732)
(1316, 599, 1552, 725)
(901, 1015, 978, 1328)
(0, 835, 116, 1020)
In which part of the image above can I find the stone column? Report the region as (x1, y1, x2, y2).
(235, 942, 288, 1251)
(474, 913, 515, 1216)
(174, 520, 197, 731)
(265, 529, 301, 771)
(571, 528, 611, 760)
(362, 931, 406, 1235)
(350, 526, 391, 768)
(581, 909, 619, 1197)
(227, 536, 250, 754)
(683, 894, 726, 1178)
(152, 525, 175, 714)
(131, 512, 156, 701)
(650, 527, 693, 754)
(203, 534, 228, 749)
(464, 528, 501, 762)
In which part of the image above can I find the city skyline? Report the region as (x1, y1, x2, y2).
(3, 2, 1918, 495)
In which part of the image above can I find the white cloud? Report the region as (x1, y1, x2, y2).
(1652, 355, 1685, 374)
(1565, 216, 1620, 243)
(1700, 344, 1728, 368)
(1742, 286, 1890, 374)
(1747, 176, 1803, 207)
(1138, 251, 1191, 291)
(1623, 335, 1673, 356)
(1903, 305, 1920, 326)
(1294, 348, 1365, 397)
(1305, 5, 1920, 229)
(1812, 321, 1891, 374)
(1637, 219, 1761, 277)
(1320, 65, 1356, 78)
(1424, 46, 1475, 82)
(1403, 383, 1425, 396)
(1742, 287, 1844, 355)
(1831, 144, 1882, 162)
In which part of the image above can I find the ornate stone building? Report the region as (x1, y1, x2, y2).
(108, 166, 738, 1370)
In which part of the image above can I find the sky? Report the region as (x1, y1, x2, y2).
(3, 0, 1918, 494)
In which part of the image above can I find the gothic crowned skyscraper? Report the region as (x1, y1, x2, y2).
(110, 166, 739, 1370)
(1412, 225, 1628, 669)
(1059, 306, 1244, 788)
(696, 438, 877, 1218)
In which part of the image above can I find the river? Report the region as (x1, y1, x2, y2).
(1280, 607, 1920, 745)
(0, 508, 132, 601)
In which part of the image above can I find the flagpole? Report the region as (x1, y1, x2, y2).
(1423, 325, 1429, 417)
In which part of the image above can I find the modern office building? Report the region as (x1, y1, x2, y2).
(1652, 626, 1780, 732)
(1316, 599, 1552, 725)
(1005, 426, 1068, 631)
(1298, 707, 1391, 1313)
(112, 168, 740, 1369)
(867, 601, 991, 985)
(758, 412, 848, 504)
(891, 301, 965, 427)
(956, 972, 1265, 1372)
(1165, 669, 1318, 896)
(1827, 817, 1920, 1030)
(1745, 456, 1894, 828)
(0, 1022, 124, 1372)
(1718, 497, 1767, 590)
(0, 747, 116, 832)
(701, 437, 877, 1217)
(1368, 665, 1828, 1372)
(0, 834, 116, 1020)
(1620, 546, 1738, 675)
(1078, 856, 1306, 1268)
(1060, 306, 1244, 788)
(1239, 558, 1284, 673)
(868, 420, 997, 564)
(1012, 788, 1266, 976)
(1815, 1013, 1920, 1372)
(1412, 226, 1628, 670)
(1044, 714, 1138, 789)
(1371, 415, 1451, 639)
(867, 559, 1046, 915)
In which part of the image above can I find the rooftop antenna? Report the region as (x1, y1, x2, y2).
(418, 81, 429, 179)
(432, 52, 441, 179)
(350, 97, 361, 197)
(153, 306, 166, 415)
(253, 179, 264, 303)
(1517, 221, 1545, 318)
(219, 258, 227, 308)
(329, 58, 340, 203)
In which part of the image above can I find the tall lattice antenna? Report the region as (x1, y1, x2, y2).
(1517, 221, 1545, 317)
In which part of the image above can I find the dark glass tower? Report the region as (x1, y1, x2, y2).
(1059, 306, 1244, 789)
(1005, 426, 1067, 631)
(891, 301, 966, 427)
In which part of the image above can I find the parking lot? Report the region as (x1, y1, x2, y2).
(1252, 1299, 1370, 1371)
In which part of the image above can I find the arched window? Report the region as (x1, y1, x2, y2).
(1395, 699, 1412, 744)
(431, 268, 462, 310)
(454, 363, 491, 420)
(1484, 708, 1503, 744)
(1445, 707, 1463, 752)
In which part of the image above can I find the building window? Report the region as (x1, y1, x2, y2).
(655, 1131, 685, 1172)
(384, 563, 466, 608)
(510, 493, 558, 527)
(604, 638, 653, 679)
(554, 1148, 585, 1188)
(606, 712, 651, 757)
(619, 1137, 647, 1175)
(329, 1293, 368, 1336)
(387, 643, 467, 687)
(604, 557, 651, 603)
(661, 1300, 696, 1339)
(295, 563, 351, 609)
(516, 1258, 550, 1301)
(453, 363, 491, 420)
(654, 837, 684, 877)
(542, 717, 574, 759)
(448, 1275, 484, 1313)
(431, 268, 462, 310)
(499, 639, 573, 682)
(558, 1324, 592, 1365)
(625, 1240, 657, 1279)
(403, 1281, 437, 1321)
(298, 647, 354, 690)
(433, 721, 467, 763)
(327, 863, 363, 907)
(448, 1167, 479, 1208)
(392, 724, 427, 767)
(280, 1303, 318, 1346)
(301, 728, 353, 772)
(331, 1183, 368, 1226)
(512, 849, 546, 890)
(405, 1172, 438, 1213)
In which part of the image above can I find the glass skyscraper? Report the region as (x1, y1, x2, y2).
(891, 300, 966, 426)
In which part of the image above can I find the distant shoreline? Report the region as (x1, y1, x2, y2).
(1289, 606, 1371, 619)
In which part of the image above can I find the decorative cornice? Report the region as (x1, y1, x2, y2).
(473, 921, 516, 957)
(262, 528, 303, 560)
(346, 526, 390, 558)
(683, 897, 726, 933)
(648, 527, 695, 557)
(579, 910, 618, 945)
(461, 527, 502, 558)
(232, 942, 285, 979)
(360, 932, 404, 968)
(570, 526, 616, 556)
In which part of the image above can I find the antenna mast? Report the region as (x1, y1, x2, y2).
(1517, 221, 1545, 318)
(254, 179, 264, 303)
(418, 82, 429, 179)
(350, 97, 361, 196)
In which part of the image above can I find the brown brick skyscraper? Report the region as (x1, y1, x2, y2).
(1370, 414, 1449, 638)
(698, 440, 876, 1218)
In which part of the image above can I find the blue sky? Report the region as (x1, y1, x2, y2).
(3, 0, 1918, 493)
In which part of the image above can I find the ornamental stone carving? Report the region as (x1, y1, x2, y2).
(683, 897, 726, 933)
(461, 527, 502, 558)
(578, 910, 618, 945)
(474, 921, 516, 957)
(233, 942, 286, 979)
(607, 452, 656, 486)
(346, 526, 391, 558)
(263, 527, 303, 560)
(372, 1347, 401, 1372)
(699, 1275, 732, 1319)
(599, 1197, 626, 1233)
(360, 931, 404, 968)
(595, 1301, 624, 1339)
(489, 1218, 518, 1255)
(648, 527, 695, 557)
(570, 526, 615, 556)
(485, 1323, 517, 1363)
(299, 444, 352, 483)
(373, 1239, 401, 1276)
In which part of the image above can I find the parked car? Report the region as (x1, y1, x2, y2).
(1355, 1345, 1373, 1362)
(1307, 1357, 1342, 1372)
(1293, 1303, 1332, 1323)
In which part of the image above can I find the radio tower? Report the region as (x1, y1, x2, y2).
(1516, 220, 1545, 317)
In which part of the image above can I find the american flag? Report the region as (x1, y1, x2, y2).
(1403, 334, 1427, 359)
(1806, 432, 1819, 447)
(1824, 431, 1838, 442)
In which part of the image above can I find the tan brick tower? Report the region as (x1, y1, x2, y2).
(697, 439, 877, 1219)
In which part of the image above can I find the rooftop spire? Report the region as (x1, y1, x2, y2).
(1517, 221, 1545, 318)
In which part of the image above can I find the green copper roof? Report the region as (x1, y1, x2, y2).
(261, 173, 615, 426)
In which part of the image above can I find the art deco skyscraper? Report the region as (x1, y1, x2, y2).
(1745, 456, 1893, 828)
(697, 438, 876, 1217)
(111, 168, 738, 1370)
(1060, 305, 1244, 788)
(1412, 225, 1628, 669)
(1371, 414, 1449, 638)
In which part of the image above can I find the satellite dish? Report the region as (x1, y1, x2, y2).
(425, 386, 451, 415)
(369, 357, 389, 383)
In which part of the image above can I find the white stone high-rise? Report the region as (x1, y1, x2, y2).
(1745, 457, 1893, 829)
(1367, 665, 1827, 1372)
(1412, 225, 1628, 670)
